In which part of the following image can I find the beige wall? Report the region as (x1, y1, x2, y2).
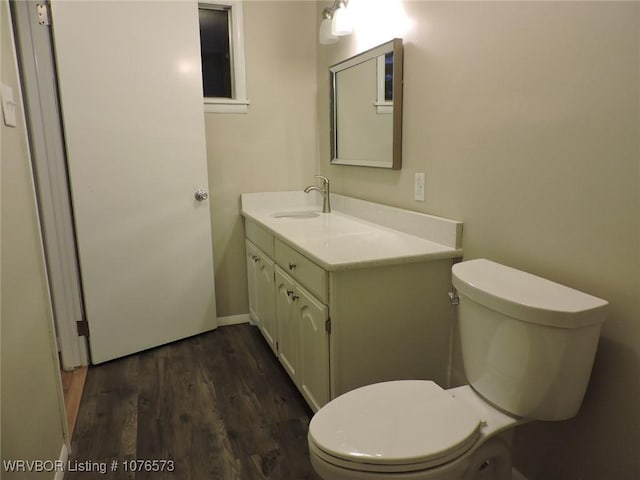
(0, 0, 67, 477)
(206, 0, 318, 317)
(318, 1, 639, 479)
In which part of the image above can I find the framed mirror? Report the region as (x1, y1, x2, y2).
(330, 38, 403, 169)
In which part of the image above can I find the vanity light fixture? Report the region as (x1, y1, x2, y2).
(319, 8, 338, 44)
(331, 1, 352, 36)
(319, 0, 352, 45)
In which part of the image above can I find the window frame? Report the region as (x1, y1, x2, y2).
(199, 0, 249, 113)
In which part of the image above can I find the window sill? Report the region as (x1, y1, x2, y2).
(204, 98, 250, 114)
(374, 101, 393, 115)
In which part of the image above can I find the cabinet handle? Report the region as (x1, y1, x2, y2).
(253, 257, 261, 263)
(291, 294, 299, 301)
(286, 289, 294, 296)
(288, 262, 296, 271)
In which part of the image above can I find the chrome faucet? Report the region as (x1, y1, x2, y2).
(304, 175, 331, 213)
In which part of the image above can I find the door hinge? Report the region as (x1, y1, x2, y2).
(76, 319, 90, 337)
(325, 317, 331, 334)
(36, 4, 51, 26)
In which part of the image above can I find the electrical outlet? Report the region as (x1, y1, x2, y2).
(414, 173, 425, 201)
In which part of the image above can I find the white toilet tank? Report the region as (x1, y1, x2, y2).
(452, 259, 608, 421)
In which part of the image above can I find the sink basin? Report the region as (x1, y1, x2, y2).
(272, 211, 320, 219)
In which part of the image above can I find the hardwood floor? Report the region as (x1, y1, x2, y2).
(67, 324, 322, 480)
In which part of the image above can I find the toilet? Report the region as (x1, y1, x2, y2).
(308, 258, 608, 480)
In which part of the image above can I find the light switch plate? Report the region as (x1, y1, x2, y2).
(1, 83, 17, 128)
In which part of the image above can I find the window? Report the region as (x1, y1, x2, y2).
(198, 1, 248, 113)
(384, 52, 394, 102)
(375, 52, 393, 115)
(199, 8, 232, 98)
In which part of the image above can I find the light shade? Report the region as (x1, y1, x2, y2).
(319, 17, 338, 44)
(331, 2, 352, 37)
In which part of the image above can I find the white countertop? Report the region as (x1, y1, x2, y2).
(241, 191, 463, 271)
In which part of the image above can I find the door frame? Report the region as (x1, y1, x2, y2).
(11, 0, 88, 369)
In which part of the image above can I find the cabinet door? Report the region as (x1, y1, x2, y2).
(297, 287, 330, 412)
(246, 240, 259, 327)
(275, 267, 298, 382)
(255, 251, 277, 354)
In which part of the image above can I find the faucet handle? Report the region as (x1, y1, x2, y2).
(314, 175, 329, 186)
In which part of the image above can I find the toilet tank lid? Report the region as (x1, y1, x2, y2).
(452, 259, 608, 328)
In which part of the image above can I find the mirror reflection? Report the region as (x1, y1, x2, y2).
(330, 38, 403, 169)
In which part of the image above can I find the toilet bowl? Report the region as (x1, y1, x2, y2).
(308, 381, 523, 480)
(308, 259, 608, 480)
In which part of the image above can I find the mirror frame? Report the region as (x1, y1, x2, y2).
(329, 38, 403, 170)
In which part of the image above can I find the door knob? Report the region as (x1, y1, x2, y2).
(195, 189, 208, 201)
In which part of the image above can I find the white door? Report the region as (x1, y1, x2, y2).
(50, 0, 217, 363)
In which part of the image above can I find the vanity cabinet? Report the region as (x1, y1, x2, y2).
(246, 221, 330, 412)
(244, 217, 454, 412)
(275, 267, 330, 412)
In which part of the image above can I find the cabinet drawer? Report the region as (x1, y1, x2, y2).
(275, 239, 327, 303)
(245, 219, 274, 258)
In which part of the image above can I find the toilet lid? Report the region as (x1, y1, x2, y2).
(309, 381, 482, 472)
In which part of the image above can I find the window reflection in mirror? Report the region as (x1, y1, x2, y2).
(330, 38, 403, 170)
(384, 52, 393, 102)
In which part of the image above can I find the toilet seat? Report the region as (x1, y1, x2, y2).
(308, 381, 482, 473)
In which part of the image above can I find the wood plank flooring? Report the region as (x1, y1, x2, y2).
(67, 324, 322, 480)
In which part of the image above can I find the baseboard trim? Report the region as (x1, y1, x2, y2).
(218, 313, 250, 327)
(54, 443, 69, 480)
